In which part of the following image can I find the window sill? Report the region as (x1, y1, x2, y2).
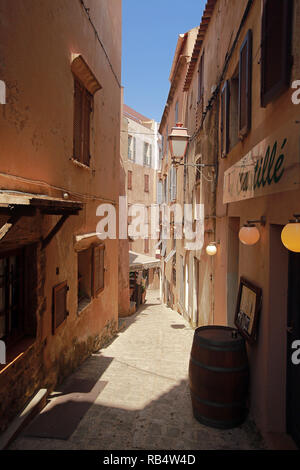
(70, 157, 93, 172)
(0, 336, 36, 375)
(77, 297, 92, 315)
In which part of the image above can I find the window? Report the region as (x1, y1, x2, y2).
(128, 170, 132, 190)
(198, 52, 204, 103)
(143, 143, 152, 166)
(128, 135, 136, 161)
(166, 125, 169, 155)
(144, 238, 149, 254)
(73, 78, 93, 166)
(0, 250, 24, 343)
(144, 174, 149, 192)
(175, 101, 179, 124)
(261, 0, 293, 107)
(170, 166, 177, 201)
(52, 281, 69, 334)
(161, 135, 164, 160)
(220, 80, 230, 158)
(77, 244, 105, 312)
(78, 248, 92, 312)
(92, 245, 105, 296)
(239, 30, 252, 137)
(0, 245, 37, 347)
(229, 67, 239, 150)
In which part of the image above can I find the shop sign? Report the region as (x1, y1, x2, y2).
(223, 122, 300, 203)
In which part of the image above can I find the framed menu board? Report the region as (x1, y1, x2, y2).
(234, 277, 262, 344)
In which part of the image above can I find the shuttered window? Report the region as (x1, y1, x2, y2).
(261, 0, 293, 107)
(220, 80, 230, 157)
(92, 245, 105, 296)
(73, 78, 93, 165)
(144, 238, 149, 254)
(239, 30, 252, 137)
(133, 137, 136, 162)
(198, 52, 204, 103)
(170, 166, 177, 201)
(144, 174, 149, 192)
(52, 281, 68, 334)
(128, 170, 132, 190)
(175, 101, 179, 124)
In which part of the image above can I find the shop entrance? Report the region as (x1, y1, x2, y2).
(287, 252, 300, 448)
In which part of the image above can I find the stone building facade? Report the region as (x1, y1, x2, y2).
(0, 0, 122, 432)
(160, 0, 300, 449)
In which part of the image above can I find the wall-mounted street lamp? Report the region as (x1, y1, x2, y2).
(238, 216, 266, 246)
(206, 241, 219, 256)
(168, 123, 215, 171)
(281, 214, 300, 252)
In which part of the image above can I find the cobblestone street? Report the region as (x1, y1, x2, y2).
(9, 291, 267, 451)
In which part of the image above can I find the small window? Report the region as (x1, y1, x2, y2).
(143, 143, 152, 167)
(239, 30, 252, 137)
(261, 0, 293, 107)
(144, 238, 149, 254)
(52, 281, 69, 334)
(128, 170, 132, 190)
(220, 80, 230, 158)
(73, 78, 93, 166)
(144, 174, 149, 192)
(128, 136, 136, 161)
(198, 52, 204, 103)
(0, 250, 24, 343)
(175, 101, 179, 124)
(78, 248, 92, 312)
(229, 66, 239, 150)
(92, 245, 105, 296)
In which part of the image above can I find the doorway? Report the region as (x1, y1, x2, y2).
(286, 251, 300, 448)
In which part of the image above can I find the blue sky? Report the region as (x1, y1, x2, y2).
(122, 0, 206, 123)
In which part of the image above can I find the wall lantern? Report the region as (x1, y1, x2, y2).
(206, 242, 219, 256)
(238, 216, 266, 246)
(281, 214, 300, 252)
(168, 122, 189, 165)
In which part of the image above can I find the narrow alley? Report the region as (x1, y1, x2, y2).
(9, 291, 266, 451)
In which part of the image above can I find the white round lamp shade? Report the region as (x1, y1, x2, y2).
(206, 243, 217, 256)
(239, 225, 260, 246)
(281, 222, 300, 252)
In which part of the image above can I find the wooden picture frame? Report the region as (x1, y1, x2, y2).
(234, 277, 262, 344)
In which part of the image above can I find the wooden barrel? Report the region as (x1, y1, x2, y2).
(189, 326, 249, 429)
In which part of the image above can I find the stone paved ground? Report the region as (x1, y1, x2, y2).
(10, 290, 267, 450)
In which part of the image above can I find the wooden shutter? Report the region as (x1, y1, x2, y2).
(157, 180, 163, 204)
(73, 79, 83, 161)
(144, 238, 149, 254)
(220, 80, 230, 157)
(133, 137, 136, 162)
(198, 52, 204, 103)
(261, 0, 293, 107)
(239, 30, 252, 137)
(144, 174, 149, 192)
(82, 90, 92, 166)
(128, 135, 132, 160)
(92, 245, 105, 296)
(128, 170, 132, 190)
(171, 166, 177, 201)
(52, 281, 68, 334)
(73, 79, 92, 165)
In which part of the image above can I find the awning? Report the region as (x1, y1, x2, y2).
(164, 248, 176, 263)
(129, 251, 161, 272)
(0, 190, 83, 248)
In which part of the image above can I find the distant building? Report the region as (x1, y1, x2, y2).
(123, 105, 161, 306)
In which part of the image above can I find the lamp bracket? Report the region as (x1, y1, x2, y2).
(246, 216, 266, 226)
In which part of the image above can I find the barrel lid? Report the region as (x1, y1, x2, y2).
(194, 326, 245, 349)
